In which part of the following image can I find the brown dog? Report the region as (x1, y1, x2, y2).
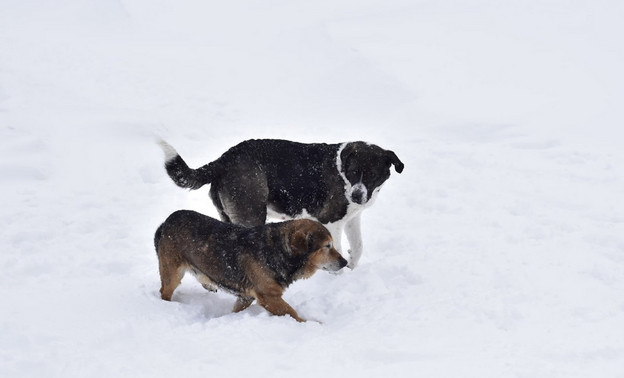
(154, 210, 348, 322)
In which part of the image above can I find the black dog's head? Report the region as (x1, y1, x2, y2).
(339, 142, 404, 205)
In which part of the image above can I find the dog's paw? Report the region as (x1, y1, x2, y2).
(346, 249, 357, 270)
(304, 316, 324, 325)
(201, 283, 218, 292)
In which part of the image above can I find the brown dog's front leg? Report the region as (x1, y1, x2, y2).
(256, 294, 305, 322)
(233, 296, 254, 313)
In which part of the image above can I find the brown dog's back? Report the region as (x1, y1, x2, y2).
(156, 211, 259, 297)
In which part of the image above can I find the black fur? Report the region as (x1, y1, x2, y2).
(164, 155, 221, 190)
(162, 139, 403, 226)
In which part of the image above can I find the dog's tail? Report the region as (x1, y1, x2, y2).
(158, 139, 217, 190)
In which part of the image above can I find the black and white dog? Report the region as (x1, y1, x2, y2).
(159, 139, 403, 269)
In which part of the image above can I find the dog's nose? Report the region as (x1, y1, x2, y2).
(351, 189, 366, 204)
(338, 256, 348, 269)
(350, 183, 368, 205)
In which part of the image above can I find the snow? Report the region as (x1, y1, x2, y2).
(1, 0, 623, 376)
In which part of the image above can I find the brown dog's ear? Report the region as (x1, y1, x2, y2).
(386, 150, 404, 173)
(289, 229, 315, 255)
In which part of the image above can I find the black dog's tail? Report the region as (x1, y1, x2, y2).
(154, 223, 164, 254)
(158, 140, 217, 190)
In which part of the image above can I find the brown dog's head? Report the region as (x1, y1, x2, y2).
(288, 219, 348, 277)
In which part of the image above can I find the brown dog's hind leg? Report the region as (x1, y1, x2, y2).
(159, 257, 185, 301)
(233, 296, 254, 313)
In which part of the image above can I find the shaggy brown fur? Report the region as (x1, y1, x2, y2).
(154, 210, 347, 322)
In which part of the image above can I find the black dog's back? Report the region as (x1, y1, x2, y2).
(217, 140, 340, 217)
(161, 139, 347, 226)
(161, 139, 337, 191)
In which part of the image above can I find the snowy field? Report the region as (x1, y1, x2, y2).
(1, 0, 624, 377)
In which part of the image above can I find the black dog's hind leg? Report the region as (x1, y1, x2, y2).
(209, 185, 232, 223)
(214, 168, 269, 227)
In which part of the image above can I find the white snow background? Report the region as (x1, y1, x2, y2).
(1, 0, 623, 377)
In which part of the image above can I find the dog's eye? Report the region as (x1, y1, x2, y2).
(325, 243, 332, 249)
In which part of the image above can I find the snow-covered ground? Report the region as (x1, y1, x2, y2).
(1, 1, 623, 376)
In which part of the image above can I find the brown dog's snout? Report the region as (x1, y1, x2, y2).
(337, 254, 348, 269)
(329, 248, 348, 271)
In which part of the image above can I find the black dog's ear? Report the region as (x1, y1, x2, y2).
(386, 150, 404, 173)
(340, 143, 356, 169)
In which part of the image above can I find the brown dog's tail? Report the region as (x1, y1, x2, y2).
(158, 140, 217, 190)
